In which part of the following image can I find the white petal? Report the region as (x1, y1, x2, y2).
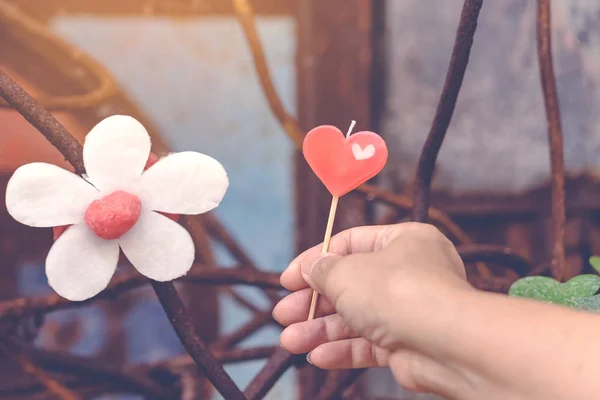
(5, 163, 99, 227)
(83, 115, 151, 192)
(46, 224, 119, 301)
(139, 152, 229, 214)
(119, 209, 194, 281)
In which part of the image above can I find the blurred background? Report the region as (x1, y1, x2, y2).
(2, 0, 600, 399)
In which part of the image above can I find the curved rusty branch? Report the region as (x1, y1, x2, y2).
(457, 244, 533, 277)
(468, 275, 515, 293)
(17, 342, 172, 399)
(0, 70, 245, 400)
(212, 311, 275, 350)
(536, 0, 566, 281)
(150, 346, 278, 373)
(314, 370, 365, 400)
(0, 341, 82, 400)
(0, 1, 117, 110)
(151, 282, 245, 399)
(0, 267, 282, 323)
(358, 183, 473, 245)
(203, 213, 283, 305)
(0, 70, 86, 174)
(2, 346, 279, 398)
(410, 0, 483, 222)
(232, 0, 303, 148)
(244, 348, 298, 400)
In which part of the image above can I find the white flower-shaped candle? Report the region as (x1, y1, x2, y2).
(6, 115, 229, 301)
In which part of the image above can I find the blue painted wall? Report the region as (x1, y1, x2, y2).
(18, 15, 297, 399)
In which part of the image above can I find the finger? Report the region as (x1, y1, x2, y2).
(307, 338, 389, 369)
(280, 252, 334, 292)
(273, 288, 336, 326)
(280, 224, 397, 291)
(279, 314, 356, 354)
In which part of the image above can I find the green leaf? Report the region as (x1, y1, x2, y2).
(572, 296, 600, 313)
(559, 275, 600, 299)
(508, 275, 600, 306)
(508, 276, 559, 302)
(589, 256, 600, 274)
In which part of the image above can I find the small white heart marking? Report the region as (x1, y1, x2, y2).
(352, 143, 375, 161)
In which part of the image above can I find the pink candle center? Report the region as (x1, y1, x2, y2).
(84, 190, 142, 240)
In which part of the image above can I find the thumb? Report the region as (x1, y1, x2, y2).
(301, 252, 344, 296)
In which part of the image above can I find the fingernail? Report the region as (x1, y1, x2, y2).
(302, 252, 335, 278)
(306, 352, 313, 365)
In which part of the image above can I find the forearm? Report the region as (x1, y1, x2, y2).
(439, 290, 600, 400)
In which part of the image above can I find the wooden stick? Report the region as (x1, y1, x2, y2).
(307, 120, 355, 321)
(308, 195, 339, 320)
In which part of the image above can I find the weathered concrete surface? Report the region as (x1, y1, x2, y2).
(383, 0, 600, 194)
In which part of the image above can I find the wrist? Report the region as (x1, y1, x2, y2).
(421, 285, 479, 352)
(385, 277, 478, 352)
(386, 285, 482, 398)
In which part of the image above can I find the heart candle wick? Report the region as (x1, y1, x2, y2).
(346, 120, 357, 138)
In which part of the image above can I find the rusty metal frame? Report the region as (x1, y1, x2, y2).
(0, 0, 566, 398)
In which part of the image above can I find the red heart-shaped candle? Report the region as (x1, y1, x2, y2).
(303, 125, 388, 197)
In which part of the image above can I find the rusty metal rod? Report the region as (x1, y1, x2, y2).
(151, 282, 246, 399)
(0, 266, 282, 323)
(244, 348, 299, 400)
(410, 0, 483, 222)
(536, 0, 566, 281)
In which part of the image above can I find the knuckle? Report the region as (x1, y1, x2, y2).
(416, 222, 444, 239)
(395, 222, 444, 239)
(374, 224, 403, 249)
(341, 321, 355, 338)
(386, 223, 449, 252)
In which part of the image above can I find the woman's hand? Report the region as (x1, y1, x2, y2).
(273, 222, 475, 394)
(275, 222, 600, 400)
